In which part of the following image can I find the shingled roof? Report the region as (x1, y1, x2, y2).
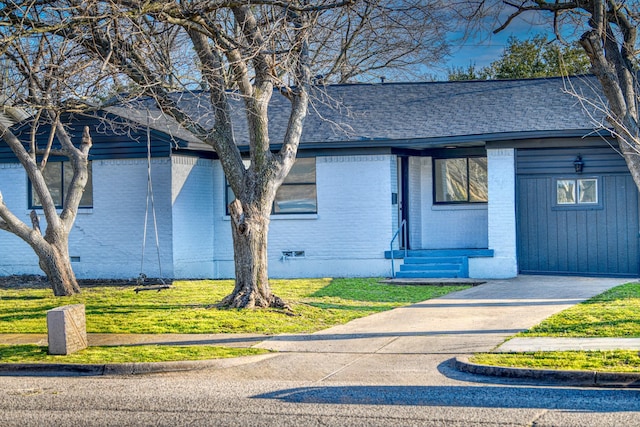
(110, 74, 607, 153)
(295, 75, 606, 148)
(2, 75, 608, 163)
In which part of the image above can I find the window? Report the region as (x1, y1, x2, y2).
(29, 162, 93, 209)
(556, 178, 598, 205)
(226, 157, 317, 214)
(274, 158, 317, 214)
(434, 157, 488, 203)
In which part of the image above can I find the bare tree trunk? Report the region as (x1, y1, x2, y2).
(219, 199, 289, 309)
(1, 195, 81, 297)
(0, 124, 90, 297)
(34, 239, 80, 297)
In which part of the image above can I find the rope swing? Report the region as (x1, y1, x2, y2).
(135, 114, 171, 293)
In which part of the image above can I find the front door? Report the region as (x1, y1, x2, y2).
(397, 157, 410, 249)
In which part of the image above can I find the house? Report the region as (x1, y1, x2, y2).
(0, 76, 637, 280)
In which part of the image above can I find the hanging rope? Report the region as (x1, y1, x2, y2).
(136, 113, 168, 292)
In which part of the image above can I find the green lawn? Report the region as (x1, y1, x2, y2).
(0, 344, 268, 364)
(520, 282, 640, 337)
(472, 350, 640, 373)
(0, 278, 468, 364)
(0, 278, 468, 334)
(471, 282, 640, 372)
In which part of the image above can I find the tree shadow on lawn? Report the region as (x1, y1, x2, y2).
(0, 344, 47, 360)
(0, 295, 50, 301)
(0, 306, 60, 323)
(528, 318, 640, 337)
(581, 283, 640, 304)
(84, 303, 209, 315)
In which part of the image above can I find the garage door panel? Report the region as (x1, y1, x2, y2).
(517, 174, 639, 276)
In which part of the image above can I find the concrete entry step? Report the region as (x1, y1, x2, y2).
(395, 270, 461, 279)
(387, 249, 494, 279)
(399, 255, 468, 278)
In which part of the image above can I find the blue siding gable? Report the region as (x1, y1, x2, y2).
(0, 110, 188, 163)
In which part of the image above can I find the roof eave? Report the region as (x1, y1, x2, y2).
(283, 128, 613, 151)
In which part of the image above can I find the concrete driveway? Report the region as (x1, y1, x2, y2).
(198, 275, 628, 385)
(255, 275, 625, 355)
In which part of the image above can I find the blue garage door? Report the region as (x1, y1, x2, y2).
(516, 146, 639, 277)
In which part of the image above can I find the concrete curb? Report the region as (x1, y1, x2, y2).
(0, 353, 277, 376)
(452, 356, 640, 388)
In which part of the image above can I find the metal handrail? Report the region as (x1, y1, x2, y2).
(390, 219, 407, 278)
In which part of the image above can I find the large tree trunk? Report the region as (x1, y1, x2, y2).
(1, 121, 91, 297)
(579, 24, 640, 190)
(219, 199, 289, 309)
(33, 238, 80, 297)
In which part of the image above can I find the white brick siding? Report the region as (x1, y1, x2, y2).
(411, 156, 489, 249)
(0, 164, 40, 275)
(469, 148, 517, 278)
(171, 156, 214, 278)
(69, 159, 174, 279)
(0, 159, 175, 279)
(390, 157, 399, 250)
(0, 150, 517, 280)
(213, 155, 397, 278)
(407, 157, 424, 248)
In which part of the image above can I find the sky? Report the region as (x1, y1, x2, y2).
(432, 8, 584, 80)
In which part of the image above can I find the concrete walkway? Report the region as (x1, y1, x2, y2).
(0, 333, 269, 348)
(253, 275, 633, 355)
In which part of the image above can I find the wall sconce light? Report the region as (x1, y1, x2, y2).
(574, 155, 584, 174)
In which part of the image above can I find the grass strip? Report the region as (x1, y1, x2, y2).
(0, 344, 268, 364)
(471, 351, 640, 373)
(520, 282, 640, 338)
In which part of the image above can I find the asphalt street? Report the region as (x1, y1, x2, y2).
(1, 354, 639, 426)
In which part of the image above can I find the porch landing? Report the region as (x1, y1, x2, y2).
(384, 249, 494, 279)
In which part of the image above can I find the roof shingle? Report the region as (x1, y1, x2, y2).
(110, 75, 611, 150)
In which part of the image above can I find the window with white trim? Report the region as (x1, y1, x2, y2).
(556, 178, 598, 205)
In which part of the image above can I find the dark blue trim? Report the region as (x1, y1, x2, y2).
(1, 110, 192, 163)
(290, 129, 611, 151)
